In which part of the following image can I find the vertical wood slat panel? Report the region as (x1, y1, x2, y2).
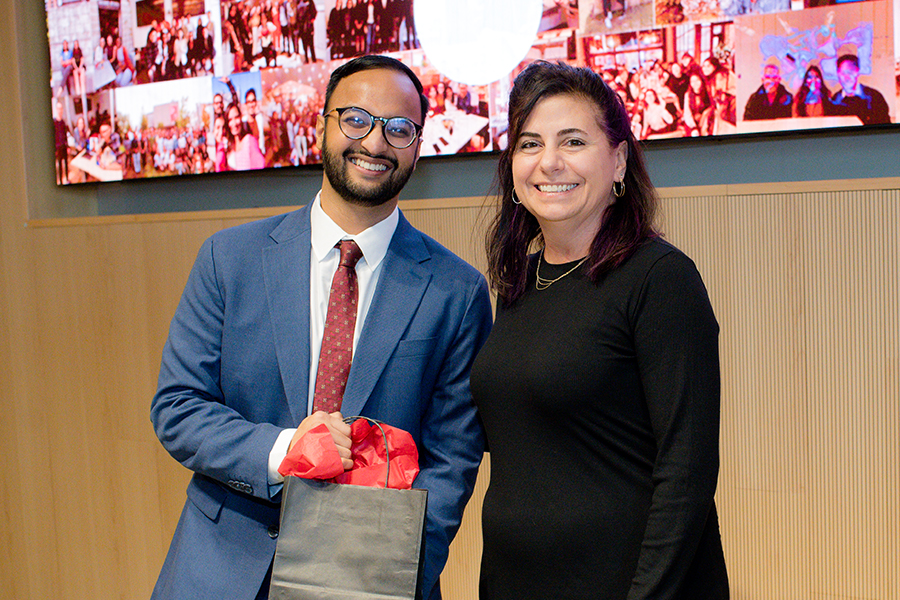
(666, 192, 812, 599)
(632, 189, 896, 600)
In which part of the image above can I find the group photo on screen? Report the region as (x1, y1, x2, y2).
(735, 3, 896, 131)
(45, 0, 899, 185)
(570, 21, 738, 139)
(215, 0, 419, 75)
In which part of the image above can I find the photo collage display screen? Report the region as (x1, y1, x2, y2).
(45, 0, 899, 184)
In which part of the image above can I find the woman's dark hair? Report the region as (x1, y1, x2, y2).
(486, 61, 659, 303)
(686, 71, 713, 117)
(794, 64, 832, 116)
(703, 56, 723, 73)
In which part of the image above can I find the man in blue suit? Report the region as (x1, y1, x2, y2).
(151, 55, 493, 600)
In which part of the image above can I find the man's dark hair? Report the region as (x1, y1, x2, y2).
(836, 54, 860, 70)
(324, 55, 428, 123)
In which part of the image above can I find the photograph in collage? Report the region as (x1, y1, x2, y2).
(113, 76, 214, 179)
(416, 53, 494, 156)
(735, 1, 895, 133)
(259, 63, 329, 165)
(580, 0, 654, 34)
(578, 21, 736, 139)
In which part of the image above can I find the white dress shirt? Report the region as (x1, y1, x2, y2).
(268, 193, 399, 485)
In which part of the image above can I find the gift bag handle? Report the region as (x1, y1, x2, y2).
(343, 415, 391, 489)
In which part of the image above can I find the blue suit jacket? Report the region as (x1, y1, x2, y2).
(151, 203, 492, 600)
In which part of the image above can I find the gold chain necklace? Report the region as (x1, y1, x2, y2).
(535, 248, 588, 290)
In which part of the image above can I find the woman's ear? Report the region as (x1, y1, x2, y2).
(615, 140, 628, 181)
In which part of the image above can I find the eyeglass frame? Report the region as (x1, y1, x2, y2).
(324, 106, 423, 149)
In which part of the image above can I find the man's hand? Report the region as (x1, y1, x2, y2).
(289, 411, 353, 470)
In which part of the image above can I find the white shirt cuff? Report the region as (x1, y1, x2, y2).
(268, 428, 296, 485)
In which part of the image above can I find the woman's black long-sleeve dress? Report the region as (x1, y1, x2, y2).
(471, 238, 729, 600)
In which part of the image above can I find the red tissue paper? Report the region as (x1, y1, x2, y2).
(278, 420, 420, 490)
(278, 423, 345, 481)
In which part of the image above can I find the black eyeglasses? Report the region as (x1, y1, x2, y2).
(325, 106, 422, 149)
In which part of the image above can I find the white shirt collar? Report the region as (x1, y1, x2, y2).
(310, 192, 399, 269)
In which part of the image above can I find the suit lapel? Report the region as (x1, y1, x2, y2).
(263, 206, 313, 425)
(341, 214, 431, 417)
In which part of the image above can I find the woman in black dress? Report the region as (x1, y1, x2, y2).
(471, 61, 729, 600)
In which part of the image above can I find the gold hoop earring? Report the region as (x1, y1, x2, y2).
(613, 180, 625, 198)
(512, 191, 521, 205)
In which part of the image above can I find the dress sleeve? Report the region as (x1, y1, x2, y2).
(627, 250, 722, 600)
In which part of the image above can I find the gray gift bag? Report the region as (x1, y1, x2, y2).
(269, 418, 428, 600)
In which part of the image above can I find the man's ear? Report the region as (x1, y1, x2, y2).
(315, 113, 325, 147)
(412, 137, 423, 171)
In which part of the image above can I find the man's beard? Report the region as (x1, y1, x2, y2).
(322, 137, 415, 208)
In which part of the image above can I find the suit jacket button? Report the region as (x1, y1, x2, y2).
(267, 525, 279, 539)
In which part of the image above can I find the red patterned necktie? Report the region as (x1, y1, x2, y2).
(312, 240, 364, 414)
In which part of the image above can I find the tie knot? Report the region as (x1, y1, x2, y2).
(337, 240, 363, 268)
